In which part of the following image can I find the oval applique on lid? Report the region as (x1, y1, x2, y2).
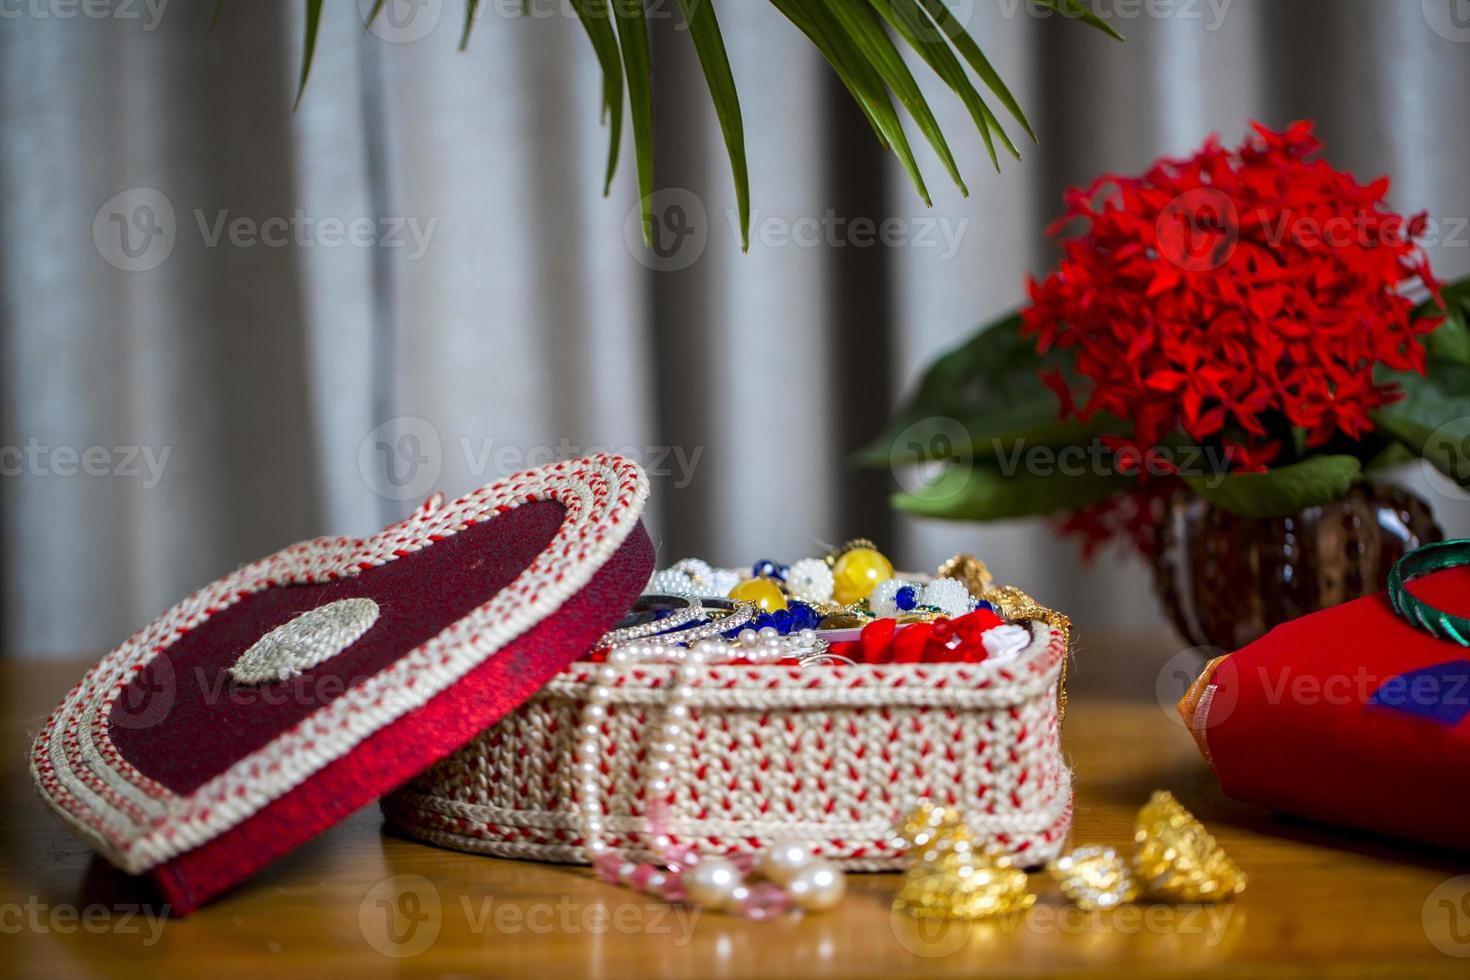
(31, 454, 653, 914)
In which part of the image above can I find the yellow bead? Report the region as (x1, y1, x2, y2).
(729, 577, 788, 613)
(831, 547, 894, 605)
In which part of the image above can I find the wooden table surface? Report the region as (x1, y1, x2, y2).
(3, 654, 1467, 979)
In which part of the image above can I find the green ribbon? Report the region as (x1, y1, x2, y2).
(1388, 539, 1470, 646)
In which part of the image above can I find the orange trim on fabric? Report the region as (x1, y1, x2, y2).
(1177, 654, 1229, 769)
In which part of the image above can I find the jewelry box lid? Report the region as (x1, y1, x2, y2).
(31, 453, 653, 914)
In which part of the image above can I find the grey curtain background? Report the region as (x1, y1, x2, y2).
(3, 0, 1469, 658)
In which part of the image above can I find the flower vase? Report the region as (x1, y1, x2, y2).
(1145, 482, 1442, 651)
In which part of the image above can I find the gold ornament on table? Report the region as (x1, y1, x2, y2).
(1132, 790, 1247, 902)
(1046, 791, 1246, 908)
(891, 801, 1035, 920)
(1045, 845, 1138, 911)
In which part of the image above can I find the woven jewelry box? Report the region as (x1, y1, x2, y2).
(382, 618, 1072, 869)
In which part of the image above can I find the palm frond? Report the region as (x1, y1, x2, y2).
(610, 0, 656, 246)
(825, 0, 967, 196)
(1033, 0, 1125, 41)
(280, 0, 1120, 247)
(570, 0, 626, 196)
(770, 0, 932, 204)
(460, 0, 482, 50)
(676, 0, 750, 250)
(363, 0, 387, 30)
(869, 0, 1005, 170)
(294, 0, 322, 110)
(912, 0, 1031, 148)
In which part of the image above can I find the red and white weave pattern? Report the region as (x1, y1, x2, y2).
(384, 622, 1071, 869)
(30, 454, 649, 876)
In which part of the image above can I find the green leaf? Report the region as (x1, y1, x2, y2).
(570, 0, 625, 196)
(861, 310, 1101, 465)
(676, 0, 750, 250)
(1034, 0, 1125, 41)
(911, 0, 1029, 147)
(1372, 352, 1470, 488)
(364, 0, 387, 28)
(825, 0, 967, 196)
(1414, 277, 1470, 367)
(893, 461, 1133, 521)
(210, 0, 226, 29)
(768, 0, 931, 205)
(1181, 455, 1363, 519)
(294, 0, 323, 111)
(611, 0, 655, 244)
(460, 0, 482, 50)
(868, 0, 1003, 170)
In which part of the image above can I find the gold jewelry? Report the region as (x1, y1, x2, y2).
(891, 801, 1035, 920)
(1046, 845, 1138, 911)
(1047, 791, 1246, 908)
(1132, 790, 1247, 902)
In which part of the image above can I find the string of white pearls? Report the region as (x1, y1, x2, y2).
(578, 631, 845, 915)
(680, 841, 846, 914)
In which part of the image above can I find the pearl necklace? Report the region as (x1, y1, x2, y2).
(579, 630, 847, 917)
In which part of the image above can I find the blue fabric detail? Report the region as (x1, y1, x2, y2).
(1368, 660, 1470, 725)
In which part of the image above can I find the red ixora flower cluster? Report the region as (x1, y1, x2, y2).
(1023, 121, 1442, 472)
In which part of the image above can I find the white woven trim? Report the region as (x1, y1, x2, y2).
(31, 454, 649, 874)
(229, 598, 381, 684)
(385, 623, 1072, 869)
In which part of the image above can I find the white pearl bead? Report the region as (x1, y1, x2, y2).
(758, 841, 812, 885)
(682, 857, 743, 909)
(786, 858, 845, 912)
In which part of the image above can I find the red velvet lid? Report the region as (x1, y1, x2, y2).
(31, 454, 653, 914)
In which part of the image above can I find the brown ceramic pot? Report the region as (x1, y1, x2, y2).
(1145, 482, 1442, 651)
